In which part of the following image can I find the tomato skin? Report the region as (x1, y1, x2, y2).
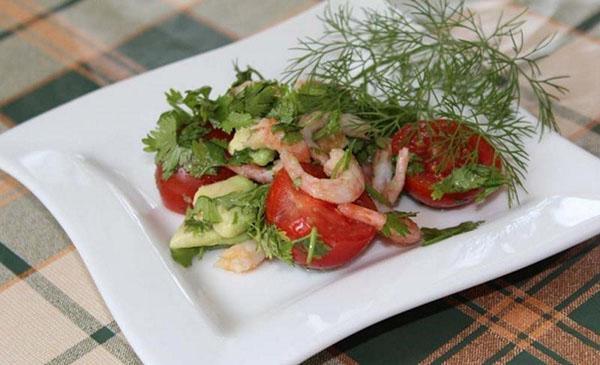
(392, 120, 500, 209)
(155, 165, 236, 214)
(265, 163, 377, 269)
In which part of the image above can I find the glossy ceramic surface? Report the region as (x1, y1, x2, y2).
(1, 1, 599, 364)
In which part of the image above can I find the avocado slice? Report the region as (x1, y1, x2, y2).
(193, 175, 256, 204)
(249, 149, 275, 166)
(212, 206, 252, 238)
(169, 224, 249, 249)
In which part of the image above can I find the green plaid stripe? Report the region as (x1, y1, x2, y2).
(1, 0, 599, 364)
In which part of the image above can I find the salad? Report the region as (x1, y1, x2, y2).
(142, 1, 565, 272)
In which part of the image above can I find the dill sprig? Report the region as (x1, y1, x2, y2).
(284, 0, 567, 205)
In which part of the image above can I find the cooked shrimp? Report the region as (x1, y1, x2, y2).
(300, 112, 347, 155)
(372, 146, 410, 205)
(215, 240, 265, 273)
(340, 113, 369, 138)
(247, 118, 311, 162)
(227, 164, 274, 184)
(280, 149, 365, 204)
(337, 203, 421, 246)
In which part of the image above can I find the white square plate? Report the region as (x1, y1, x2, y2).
(1, 1, 599, 364)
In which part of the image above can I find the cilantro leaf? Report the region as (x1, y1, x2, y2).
(380, 211, 417, 237)
(232, 82, 279, 117)
(184, 196, 221, 234)
(221, 112, 254, 133)
(231, 64, 264, 88)
(313, 110, 341, 140)
(185, 140, 227, 177)
(268, 85, 298, 124)
(431, 164, 505, 202)
(349, 137, 377, 165)
(421, 221, 483, 246)
(271, 123, 303, 144)
(142, 111, 194, 179)
(227, 149, 254, 166)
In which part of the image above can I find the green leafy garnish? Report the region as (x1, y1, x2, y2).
(421, 221, 484, 246)
(220, 111, 254, 133)
(313, 110, 341, 141)
(365, 184, 390, 206)
(184, 196, 221, 234)
(330, 142, 354, 178)
(231, 64, 264, 88)
(228, 148, 254, 166)
(268, 85, 298, 124)
(271, 123, 304, 144)
(285, 0, 567, 205)
(293, 227, 330, 264)
(407, 154, 424, 176)
(431, 165, 506, 202)
(380, 211, 417, 238)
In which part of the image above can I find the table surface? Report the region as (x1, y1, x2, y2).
(1, 0, 599, 364)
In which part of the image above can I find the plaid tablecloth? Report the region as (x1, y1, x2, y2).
(1, 0, 599, 364)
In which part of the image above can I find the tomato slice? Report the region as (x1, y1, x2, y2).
(391, 120, 500, 208)
(156, 127, 234, 214)
(155, 165, 236, 214)
(265, 163, 377, 269)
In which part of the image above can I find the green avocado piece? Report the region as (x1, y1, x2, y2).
(169, 224, 249, 249)
(193, 175, 256, 204)
(249, 149, 275, 166)
(228, 127, 253, 154)
(212, 206, 252, 238)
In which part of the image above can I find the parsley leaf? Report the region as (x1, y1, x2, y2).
(380, 211, 417, 237)
(431, 164, 506, 202)
(313, 110, 341, 140)
(227, 149, 254, 166)
(185, 140, 227, 177)
(268, 85, 298, 124)
(271, 123, 303, 144)
(421, 221, 483, 246)
(142, 111, 194, 179)
(220, 111, 254, 133)
(231, 64, 264, 88)
(184, 196, 221, 234)
(232, 82, 279, 117)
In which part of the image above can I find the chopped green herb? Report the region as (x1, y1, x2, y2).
(293, 227, 330, 264)
(421, 221, 484, 246)
(220, 111, 254, 133)
(380, 211, 417, 237)
(313, 110, 341, 140)
(431, 164, 506, 202)
(331, 143, 354, 178)
(365, 184, 390, 206)
(271, 123, 303, 144)
(406, 154, 424, 176)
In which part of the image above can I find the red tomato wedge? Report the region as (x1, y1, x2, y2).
(156, 127, 234, 214)
(156, 165, 235, 214)
(265, 163, 377, 269)
(391, 120, 501, 208)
